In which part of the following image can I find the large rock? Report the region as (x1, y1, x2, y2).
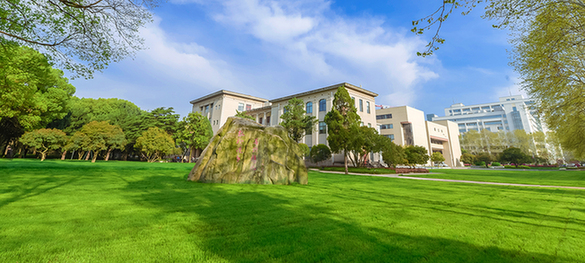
(188, 117, 308, 184)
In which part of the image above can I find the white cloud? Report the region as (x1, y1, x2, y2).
(212, 0, 438, 105)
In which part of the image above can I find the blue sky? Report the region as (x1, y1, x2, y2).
(71, 0, 524, 118)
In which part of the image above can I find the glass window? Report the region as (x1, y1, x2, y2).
(385, 134, 395, 141)
(246, 104, 252, 111)
(359, 99, 363, 112)
(306, 102, 313, 114)
(376, 114, 392, 120)
(319, 99, 326, 112)
(366, 101, 370, 113)
(319, 122, 326, 134)
(380, 124, 393, 129)
(368, 123, 371, 128)
(259, 117, 263, 124)
(238, 103, 244, 111)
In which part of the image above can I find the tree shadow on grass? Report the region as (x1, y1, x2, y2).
(122, 175, 573, 263)
(0, 175, 79, 209)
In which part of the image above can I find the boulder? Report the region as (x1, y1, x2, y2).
(188, 117, 308, 185)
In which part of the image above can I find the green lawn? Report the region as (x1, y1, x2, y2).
(1, 159, 584, 262)
(320, 166, 396, 174)
(414, 168, 585, 187)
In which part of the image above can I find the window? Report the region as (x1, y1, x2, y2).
(351, 97, 355, 106)
(380, 124, 393, 129)
(368, 123, 371, 128)
(283, 107, 288, 114)
(267, 116, 271, 125)
(385, 134, 395, 141)
(366, 101, 370, 113)
(319, 122, 326, 134)
(306, 102, 313, 114)
(258, 117, 263, 124)
(238, 103, 244, 111)
(246, 104, 252, 111)
(359, 99, 363, 112)
(376, 114, 392, 120)
(360, 122, 364, 126)
(319, 99, 326, 112)
(512, 106, 517, 111)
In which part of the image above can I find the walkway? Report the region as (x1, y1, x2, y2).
(313, 169, 585, 190)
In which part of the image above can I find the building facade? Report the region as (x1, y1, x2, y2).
(376, 106, 462, 167)
(430, 95, 544, 134)
(190, 90, 269, 133)
(189, 83, 379, 165)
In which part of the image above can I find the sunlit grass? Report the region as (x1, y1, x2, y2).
(1, 159, 584, 262)
(414, 168, 585, 187)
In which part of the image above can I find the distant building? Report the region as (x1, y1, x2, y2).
(431, 95, 544, 134)
(376, 106, 462, 167)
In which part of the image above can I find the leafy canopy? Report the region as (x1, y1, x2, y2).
(0, 0, 157, 78)
(19, 128, 67, 161)
(135, 127, 175, 163)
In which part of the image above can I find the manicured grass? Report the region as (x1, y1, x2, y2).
(320, 166, 396, 174)
(1, 159, 584, 262)
(415, 168, 585, 187)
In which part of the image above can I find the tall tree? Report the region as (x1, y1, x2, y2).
(324, 86, 360, 174)
(499, 147, 532, 167)
(280, 98, 318, 143)
(347, 126, 381, 167)
(511, 3, 585, 159)
(0, 46, 75, 153)
(176, 112, 213, 163)
(141, 107, 180, 136)
(0, 0, 156, 78)
(19, 128, 67, 161)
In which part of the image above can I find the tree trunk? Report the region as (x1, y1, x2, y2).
(189, 146, 193, 163)
(344, 151, 348, 174)
(78, 151, 85, 160)
(61, 150, 67, 160)
(85, 151, 91, 161)
(105, 149, 112, 161)
(18, 147, 23, 158)
(122, 152, 128, 161)
(92, 150, 98, 163)
(3, 141, 9, 156)
(40, 151, 47, 161)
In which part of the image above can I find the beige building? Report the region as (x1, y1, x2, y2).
(376, 106, 462, 167)
(190, 90, 269, 133)
(189, 83, 379, 164)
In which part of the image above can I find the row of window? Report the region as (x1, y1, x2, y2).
(380, 124, 393, 129)
(237, 103, 252, 112)
(376, 114, 392, 120)
(305, 99, 371, 114)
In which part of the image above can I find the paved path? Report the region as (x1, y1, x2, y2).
(312, 169, 585, 190)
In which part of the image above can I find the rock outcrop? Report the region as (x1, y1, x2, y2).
(188, 117, 308, 185)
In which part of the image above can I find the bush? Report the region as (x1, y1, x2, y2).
(491, 162, 501, 166)
(474, 161, 485, 166)
(504, 165, 531, 169)
(310, 144, 331, 166)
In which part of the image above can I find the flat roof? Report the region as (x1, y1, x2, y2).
(189, 90, 268, 104)
(269, 83, 378, 103)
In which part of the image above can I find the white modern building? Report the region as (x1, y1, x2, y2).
(377, 106, 462, 167)
(430, 95, 545, 134)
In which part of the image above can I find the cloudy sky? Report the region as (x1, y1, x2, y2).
(71, 0, 523, 118)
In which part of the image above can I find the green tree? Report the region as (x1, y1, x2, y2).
(78, 121, 126, 163)
(511, 3, 585, 159)
(298, 143, 310, 157)
(325, 86, 360, 174)
(0, 0, 156, 78)
(460, 153, 476, 165)
(141, 107, 180, 136)
(476, 152, 492, 168)
(0, 46, 75, 153)
(280, 98, 318, 142)
(19, 128, 67, 161)
(176, 112, 214, 163)
(135, 127, 175, 163)
(235, 110, 255, 120)
(499, 147, 532, 167)
(404, 145, 429, 168)
(381, 137, 405, 168)
(347, 126, 381, 167)
(431, 152, 446, 166)
(310, 144, 332, 167)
